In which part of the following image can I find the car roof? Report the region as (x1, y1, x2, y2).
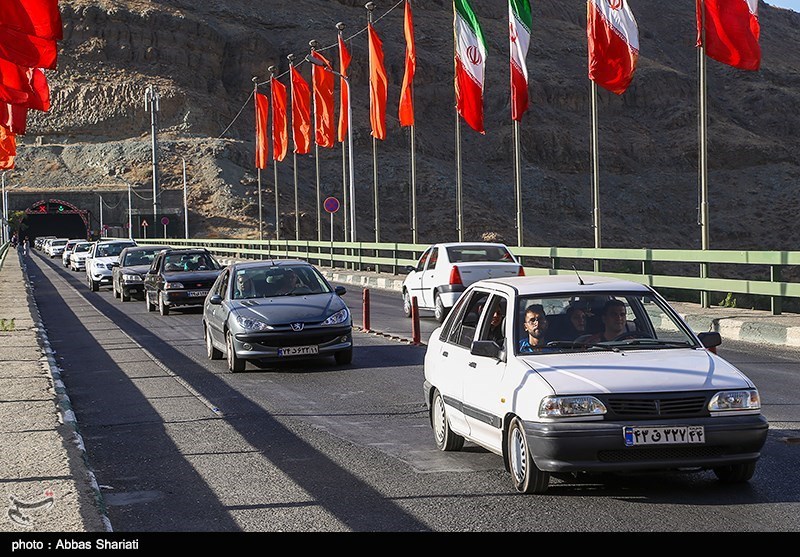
(432, 242, 510, 248)
(162, 248, 210, 254)
(230, 259, 310, 271)
(479, 274, 652, 295)
(122, 245, 170, 253)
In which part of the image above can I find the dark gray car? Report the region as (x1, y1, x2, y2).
(112, 245, 171, 301)
(202, 259, 353, 372)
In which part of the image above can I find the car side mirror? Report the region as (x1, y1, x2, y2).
(405, 265, 415, 273)
(335, 286, 346, 296)
(208, 294, 223, 305)
(697, 331, 721, 349)
(471, 339, 502, 360)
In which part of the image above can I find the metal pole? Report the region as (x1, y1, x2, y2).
(410, 123, 417, 244)
(347, 77, 356, 243)
(366, 3, 379, 243)
(269, 66, 281, 242)
(144, 85, 160, 223)
(310, 40, 322, 242)
(288, 54, 300, 241)
(99, 195, 103, 237)
(1, 173, 6, 244)
(337, 23, 349, 243)
(699, 2, 710, 307)
(253, 77, 263, 242)
(127, 182, 133, 240)
(514, 120, 523, 247)
(455, 114, 463, 242)
(182, 158, 189, 238)
(591, 81, 601, 272)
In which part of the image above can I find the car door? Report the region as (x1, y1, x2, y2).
(405, 247, 431, 308)
(418, 246, 439, 308)
(462, 293, 510, 453)
(144, 253, 162, 295)
(205, 268, 230, 347)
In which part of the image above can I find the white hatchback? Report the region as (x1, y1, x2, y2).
(423, 275, 768, 494)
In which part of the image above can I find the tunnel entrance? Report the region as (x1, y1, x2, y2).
(23, 199, 89, 242)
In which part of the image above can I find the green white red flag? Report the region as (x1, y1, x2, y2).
(508, 0, 531, 122)
(696, 0, 761, 71)
(453, 0, 487, 134)
(587, 0, 639, 95)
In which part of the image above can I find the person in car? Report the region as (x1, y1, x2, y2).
(554, 302, 589, 341)
(486, 302, 506, 347)
(234, 273, 257, 299)
(575, 299, 628, 343)
(518, 304, 550, 353)
(273, 270, 299, 295)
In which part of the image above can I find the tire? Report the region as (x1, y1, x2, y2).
(402, 290, 412, 318)
(158, 292, 170, 316)
(226, 331, 246, 372)
(434, 294, 449, 323)
(112, 283, 119, 298)
(713, 461, 757, 484)
(334, 347, 353, 365)
(121, 287, 130, 302)
(431, 389, 464, 451)
(205, 324, 223, 360)
(89, 277, 99, 292)
(146, 291, 156, 312)
(507, 417, 550, 494)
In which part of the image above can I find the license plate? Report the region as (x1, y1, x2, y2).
(278, 345, 319, 357)
(187, 290, 209, 297)
(623, 425, 705, 446)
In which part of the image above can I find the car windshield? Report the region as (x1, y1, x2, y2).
(96, 243, 134, 257)
(163, 253, 219, 272)
(123, 249, 161, 267)
(73, 243, 91, 253)
(446, 245, 514, 263)
(52, 240, 68, 246)
(232, 265, 331, 299)
(514, 291, 699, 355)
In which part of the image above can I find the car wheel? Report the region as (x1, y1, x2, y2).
(89, 277, 99, 292)
(507, 417, 550, 494)
(334, 347, 353, 365)
(205, 324, 223, 360)
(226, 331, 246, 372)
(158, 292, 170, 316)
(402, 290, 412, 318)
(112, 283, 119, 298)
(121, 287, 130, 302)
(434, 294, 449, 323)
(431, 389, 464, 452)
(713, 461, 757, 484)
(146, 291, 156, 312)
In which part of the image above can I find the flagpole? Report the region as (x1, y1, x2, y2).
(698, 0, 710, 307)
(269, 66, 280, 241)
(310, 40, 322, 242)
(366, 2, 380, 243)
(337, 23, 349, 243)
(513, 120, 522, 247)
(455, 113, 463, 242)
(253, 76, 263, 242)
(410, 123, 417, 244)
(288, 53, 300, 241)
(590, 80, 601, 272)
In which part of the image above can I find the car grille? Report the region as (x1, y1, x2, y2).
(598, 446, 725, 463)
(245, 330, 349, 348)
(601, 393, 710, 419)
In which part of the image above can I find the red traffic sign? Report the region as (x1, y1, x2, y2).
(102, 224, 109, 230)
(323, 196, 340, 214)
(161, 217, 170, 225)
(142, 220, 149, 227)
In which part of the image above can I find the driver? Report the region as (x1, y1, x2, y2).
(576, 299, 628, 343)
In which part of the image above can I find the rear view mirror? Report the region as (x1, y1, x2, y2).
(208, 294, 223, 305)
(470, 340, 501, 359)
(697, 331, 721, 349)
(335, 286, 346, 296)
(405, 265, 415, 273)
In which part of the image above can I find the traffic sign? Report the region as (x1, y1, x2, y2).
(324, 197, 340, 214)
(161, 217, 170, 225)
(142, 220, 149, 227)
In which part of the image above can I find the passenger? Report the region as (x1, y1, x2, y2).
(518, 304, 550, 353)
(273, 270, 299, 295)
(558, 303, 589, 341)
(234, 273, 257, 299)
(486, 304, 506, 347)
(575, 299, 628, 343)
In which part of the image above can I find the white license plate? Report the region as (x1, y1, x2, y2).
(623, 425, 705, 446)
(187, 290, 209, 297)
(277, 345, 319, 357)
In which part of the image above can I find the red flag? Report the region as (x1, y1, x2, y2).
(0, 124, 16, 169)
(587, 0, 639, 95)
(290, 65, 311, 155)
(310, 50, 335, 148)
(26, 67, 50, 111)
(1, 0, 63, 40)
(255, 92, 269, 169)
(271, 76, 288, 162)
(0, 103, 28, 135)
(0, 61, 50, 109)
(368, 23, 388, 140)
(0, 25, 57, 69)
(399, 1, 416, 127)
(337, 35, 351, 143)
(696, 0, 761, 71)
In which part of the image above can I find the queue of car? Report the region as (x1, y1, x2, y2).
(35, 237, 769, 495)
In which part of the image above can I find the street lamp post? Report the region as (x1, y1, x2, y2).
(144, 85, 160, 224)
(305, 55, 356, 241)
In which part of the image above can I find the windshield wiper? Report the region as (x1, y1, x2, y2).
(548, 340, 620, 352)
(613, 338, 692, 348)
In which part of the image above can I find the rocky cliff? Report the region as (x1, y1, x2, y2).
(11, 0, 800, 250)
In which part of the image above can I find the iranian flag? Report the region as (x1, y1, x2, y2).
(509, 0, 531, 122)
(587, 0, 639, 95)
(453, 0, 486, 134)
(696, 0, 761, 71)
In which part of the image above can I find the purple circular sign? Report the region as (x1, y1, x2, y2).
(323, 197, 340, 214)
(161, 217, 170, 225)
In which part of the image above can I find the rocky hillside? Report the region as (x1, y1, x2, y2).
(11, 0, 800, 250)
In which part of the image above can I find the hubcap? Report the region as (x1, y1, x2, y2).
(510, 427, 526, 482)
(433, 396, 446, 445)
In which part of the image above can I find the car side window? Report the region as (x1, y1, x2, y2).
(446, 290, 490, 349)
(218, 270, 230, 300)
(415, 248, 431, 273)
(150, 254, 162, 274)
(477, 295, 508, 348)
(426, 247, 439, 270)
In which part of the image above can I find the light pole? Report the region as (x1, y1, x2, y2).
(1, 172, 7, 244)
(127, 181, 133, 239)
(182, 157, 189, 238)
(99, 194, 103, 237)
(305, 55, 356, 241)
(144, 85, 160, 223)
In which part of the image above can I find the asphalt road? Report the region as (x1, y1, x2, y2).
(22, 250, 800, 534)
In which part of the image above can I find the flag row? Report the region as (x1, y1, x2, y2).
(254, 0, 761, 168)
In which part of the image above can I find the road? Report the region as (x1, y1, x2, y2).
(23, 250, 800, 533)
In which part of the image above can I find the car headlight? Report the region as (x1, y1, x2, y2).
(539, 395, 607, 418)
(122, 274, 142, 281)
(235, 315, 272, 332)
(164, 282, 184, 290)
(708, 389, 760, 412)
(322, 308, 349, 326)
(93, 263, 106, 269)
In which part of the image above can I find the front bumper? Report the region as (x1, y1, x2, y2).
(163, 289, 211, 307)
(524, 414, 769, 473)
(122, 280, 144, 296)
(232, 326, 353, 361)
(90, 269, 113, 284)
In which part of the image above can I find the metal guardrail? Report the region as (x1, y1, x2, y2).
(134, 237, 800, 315)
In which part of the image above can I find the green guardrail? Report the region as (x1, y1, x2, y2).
(133, 237, 800, 316)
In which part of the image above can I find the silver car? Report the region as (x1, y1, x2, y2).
(203, 260, 353, 372)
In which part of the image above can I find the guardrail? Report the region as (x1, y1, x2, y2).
(133, 237, 800, 315)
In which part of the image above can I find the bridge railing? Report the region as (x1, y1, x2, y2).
(133, 237, 800, 315)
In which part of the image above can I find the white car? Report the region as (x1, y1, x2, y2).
(61, 239, 86, 268)
(85, 239, 137, 291)
(69, 241, 93, 272)
(423, 274, 768, 494)
(402, 242, 523, 323)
